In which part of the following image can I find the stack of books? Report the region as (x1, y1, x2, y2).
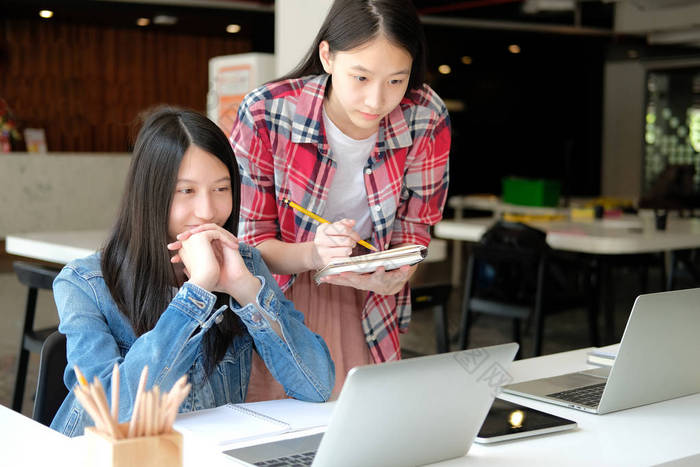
(586, 344, 619, 367)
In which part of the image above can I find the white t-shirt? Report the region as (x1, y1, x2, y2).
(322, 108, 376, 240)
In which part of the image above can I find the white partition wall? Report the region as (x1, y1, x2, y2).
(601, 60, 645, 199)
(0, 153, 131, 238)
(275, 0, 332, 77)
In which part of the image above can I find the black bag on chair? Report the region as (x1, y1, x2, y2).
(472, 221, 548, 306)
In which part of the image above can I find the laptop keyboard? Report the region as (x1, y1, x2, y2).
(547, 382, 606, 407)
(254, 451, 317, 466)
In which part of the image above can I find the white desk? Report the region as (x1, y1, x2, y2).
(5, 230, 448, 264)
(0, 402, 73, 467)
(2, 347, 698, 466)
(449, 194, 571, 217)
(5, 229, 105, 264)
(462, 348, 700, 467)
(435, 216, 700, 255)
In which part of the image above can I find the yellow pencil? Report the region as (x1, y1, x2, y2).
(283, 198, 378, 251)
(74, 365, 88, 388)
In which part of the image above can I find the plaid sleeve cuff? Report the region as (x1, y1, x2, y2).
(391, 222, 431, 247)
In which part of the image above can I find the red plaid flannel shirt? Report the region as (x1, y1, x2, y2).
(230, 74, 450, 363)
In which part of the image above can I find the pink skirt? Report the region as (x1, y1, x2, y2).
(245, 270, 372, 402)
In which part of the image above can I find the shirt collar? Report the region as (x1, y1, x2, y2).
(291, 74, 328, 144)
(292, 74, 413, 150)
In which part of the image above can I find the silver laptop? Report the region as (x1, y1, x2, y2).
(224, 343, 518, 467)
(503, 288, 700, 414)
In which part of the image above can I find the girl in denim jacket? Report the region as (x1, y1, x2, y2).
(50, 107, 335, 436)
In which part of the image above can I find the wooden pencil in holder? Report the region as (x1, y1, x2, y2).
(85, 422, 183, 467)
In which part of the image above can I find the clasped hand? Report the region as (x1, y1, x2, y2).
(167, 224, 258, 300)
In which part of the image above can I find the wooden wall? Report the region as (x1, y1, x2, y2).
(0, 19, 252, 152)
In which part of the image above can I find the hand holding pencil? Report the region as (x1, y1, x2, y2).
(283, 198, 379, 271)
(73, 364, 191, 439)
(283, 199, 377, 252)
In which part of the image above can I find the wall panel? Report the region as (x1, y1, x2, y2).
(1, 19, 251, 152)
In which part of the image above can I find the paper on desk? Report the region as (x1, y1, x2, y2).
(173, 399, 334, 446)
(239, 399, 335, 432)
(174, 403, 289, 446)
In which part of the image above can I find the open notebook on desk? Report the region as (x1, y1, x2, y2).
(173, 399, 334, 446)
(313, 244, 426, 284)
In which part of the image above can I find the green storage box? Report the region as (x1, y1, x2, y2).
(502, 177, 561, 207)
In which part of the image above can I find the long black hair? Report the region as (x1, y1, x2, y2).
(102, 106, 243, 374)
(279, 0, 427, 92)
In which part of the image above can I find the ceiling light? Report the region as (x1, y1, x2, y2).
(438, 64, 451, 75)
(136, 18, 150, 27)
(508, 44, 521, 54)
(153, 14, 177, 26)
(443, 99, 465, 112)
(226, 24, 241, 34)
(39, 10, 53, 19)
(461, 56, 472, 65)
(523, 0, 575, 14)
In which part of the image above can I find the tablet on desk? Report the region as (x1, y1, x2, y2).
(475, 399, 577, 444)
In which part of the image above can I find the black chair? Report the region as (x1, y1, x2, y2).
(668, 248, 700, 290)
(12, 261, 61, 412)
(33, 331, 68, 426)
(458, 221, 597, 358)
(410, 284, 451, 354)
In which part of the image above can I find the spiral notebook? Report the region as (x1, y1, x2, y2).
(313, 244, 427, 284)
(173, 399, 334, 446)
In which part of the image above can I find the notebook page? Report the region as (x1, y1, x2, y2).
(325, 245, 425, 267)
(173, 403, 290, 445)
(238, 399, 336, 432)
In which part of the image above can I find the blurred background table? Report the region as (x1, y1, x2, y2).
(5, 230, 106, 265)
(435, 213, 700, 345)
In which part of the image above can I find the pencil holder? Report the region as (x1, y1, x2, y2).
(85, 423, 183, 467)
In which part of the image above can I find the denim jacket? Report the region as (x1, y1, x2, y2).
(50, 243, 334, 437)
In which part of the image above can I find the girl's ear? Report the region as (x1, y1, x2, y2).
(319, 40, 332, 74)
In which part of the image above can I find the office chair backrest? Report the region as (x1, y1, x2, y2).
(473, 221, 548, 302)
(33, 331, 68, 427)
(12, 261, 61, 412)
(13, 261, 60, 290)
(479, 220, 548, 252)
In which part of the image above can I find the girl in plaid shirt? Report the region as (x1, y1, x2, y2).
(197, 0, 450, 400)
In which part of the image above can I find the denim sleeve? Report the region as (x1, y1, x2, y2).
(229, 253, 335, 402)
(53, 266, 226, 424)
